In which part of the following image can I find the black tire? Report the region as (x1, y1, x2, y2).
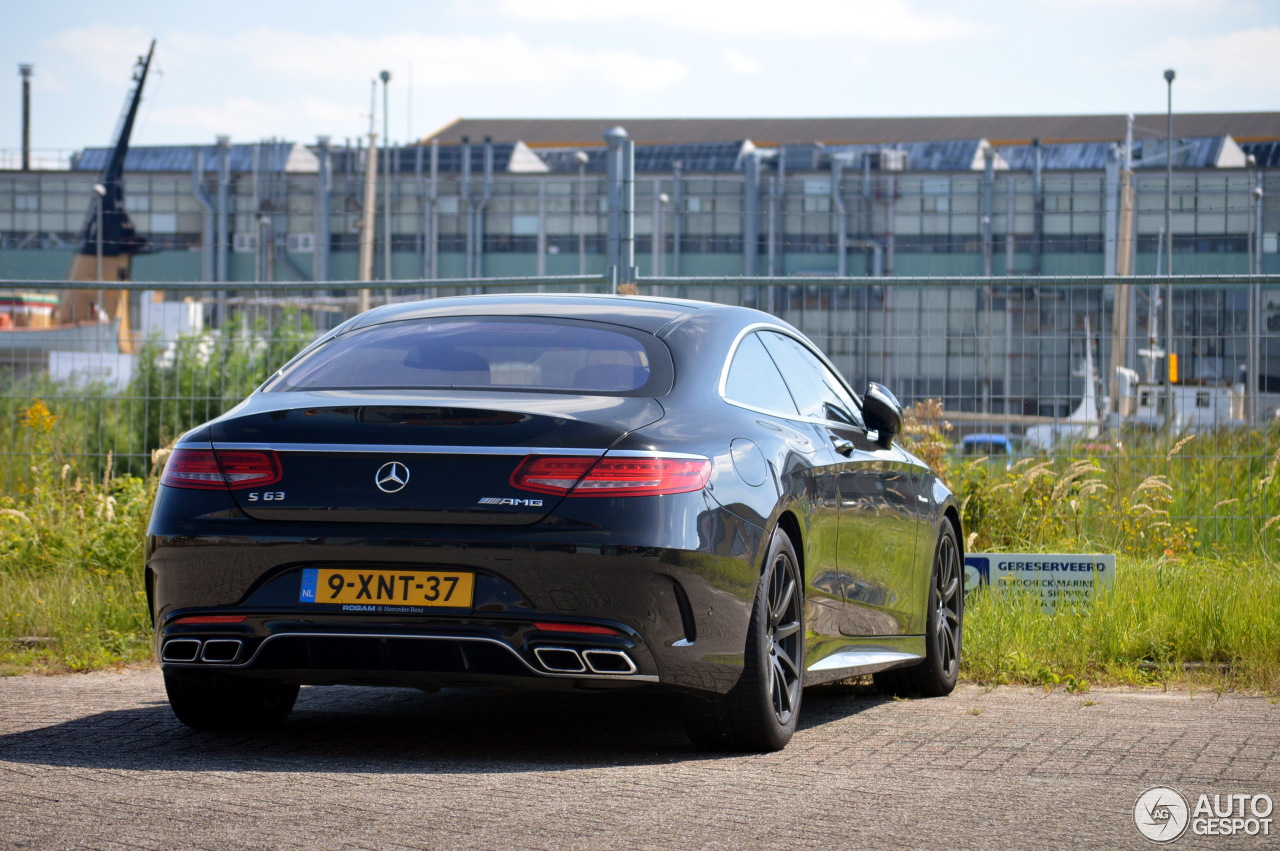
(874, 523, 962, 697)
(684, 527, 805, 752)
(164, 672, 299, 731)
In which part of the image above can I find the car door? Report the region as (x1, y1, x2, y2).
(720, 331, 844, 625)
(757, 331, 920, 638)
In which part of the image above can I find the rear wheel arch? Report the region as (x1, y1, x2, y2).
(773, 511, 804, 582)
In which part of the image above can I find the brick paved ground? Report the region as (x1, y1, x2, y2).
(0, 668, 1276, 850)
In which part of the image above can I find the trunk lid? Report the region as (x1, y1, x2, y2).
(209, 391, 664, 525)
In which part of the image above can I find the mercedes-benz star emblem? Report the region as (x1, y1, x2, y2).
(375, 461, 410, 493)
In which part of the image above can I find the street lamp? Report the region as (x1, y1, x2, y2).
(1163, 68, 1176, 427)
(92, 182, 106, 283)
(575, 150, 589, 279)
(380, 70, 392, 282)
(655, 191, 670, 277)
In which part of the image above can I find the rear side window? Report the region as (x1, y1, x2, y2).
(266, 317, 672, 395)
(757, 331, 864, 427)
(723, 332, 799, 416)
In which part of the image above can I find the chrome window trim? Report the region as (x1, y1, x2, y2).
(718, 323, 867, 430)
(208, 443, 707, 461)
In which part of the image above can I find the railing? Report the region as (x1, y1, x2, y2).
(1, 274, 1276, 550)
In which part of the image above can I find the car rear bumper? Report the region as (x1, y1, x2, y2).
(148, 499, 766, 697)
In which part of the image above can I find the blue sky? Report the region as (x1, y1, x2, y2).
(3, 0, 1278, 156)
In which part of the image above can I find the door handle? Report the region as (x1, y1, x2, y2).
(831, 436, 855, 457)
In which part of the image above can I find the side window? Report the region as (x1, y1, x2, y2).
(724, 333, 799, 416)
(758, 331, 864, 427)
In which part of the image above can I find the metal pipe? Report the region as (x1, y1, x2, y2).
(536, 180, 547, 278)
(429, 139, 438, 281)
(1031, 139, 1043, 275)
(357, 132, 378, 309)
(215, 135, 231, 286)
(19, 64, 32, 172)
(414, 142, 425, 279)
(575, 151, 588, 278)
(604, 126, 627, 284)
(620, 137, 636, 285)
(380, 71, 391, 281)
(313, 136, 331, 284)
(831, 158, 847, 277)
(672, 159, 683, 279)
(982, 146, 995, 277)
(478, 136, 494, 278)
(744, 152, 760, 276)
(190, 151, 215, 283)
(461, 136, 472, 278)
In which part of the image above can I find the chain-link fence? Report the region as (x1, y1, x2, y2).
(1, 274, 1276, 549)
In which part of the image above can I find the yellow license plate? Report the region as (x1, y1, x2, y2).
(301, 568, 474, 608)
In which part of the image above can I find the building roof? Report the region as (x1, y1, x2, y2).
(71, 142, 318, 174)
(424, 113, 1280, 148)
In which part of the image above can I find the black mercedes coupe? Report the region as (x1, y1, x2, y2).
(147, 294, 963, 751)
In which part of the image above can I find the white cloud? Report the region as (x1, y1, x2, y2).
(497, 0, 981, 41)
(723, 48, 761, 75)
(160, 28, 686, 92)
(1136, 27, 1280, 95)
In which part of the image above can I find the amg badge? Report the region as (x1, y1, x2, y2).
(478, 497, 544, 507)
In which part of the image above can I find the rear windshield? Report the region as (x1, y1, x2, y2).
(266, 316, 671, 395)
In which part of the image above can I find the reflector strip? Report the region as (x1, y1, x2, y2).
(532, 621, 621, 635)
(172, 615, 248, 625)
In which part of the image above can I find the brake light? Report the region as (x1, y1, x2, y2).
(161, 448, 282, 490)
(511, 455, 711, 497)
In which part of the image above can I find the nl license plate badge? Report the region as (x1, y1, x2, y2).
(300, 568, 474, 612)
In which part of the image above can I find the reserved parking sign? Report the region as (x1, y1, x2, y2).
(964, 553, 1115, 611)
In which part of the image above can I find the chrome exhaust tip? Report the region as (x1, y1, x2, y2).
(200, 639, 243, 663)
(532, 646, 587, 673)
(582, 649, 637, 675)
(161, 638, 202, 663)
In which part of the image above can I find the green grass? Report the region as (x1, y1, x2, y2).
(962, 554, 1280, 694)
(1, 395, 1278, 694)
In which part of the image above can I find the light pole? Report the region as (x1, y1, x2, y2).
(92, 182, 106, 282)
(1251, 163, 1265, 421)
(380, 70, 392, 282)
(575, 150, 589, 279)
(1163, 68, 1176, 426)
(655, 191, 670, 277)
(92, 181, 106, 324)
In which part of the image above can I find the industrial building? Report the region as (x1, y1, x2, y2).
(0, 113, 1276, 282)
(0, 113, 1277, 418)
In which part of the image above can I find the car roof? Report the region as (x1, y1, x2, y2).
(343, 293, 733, 335)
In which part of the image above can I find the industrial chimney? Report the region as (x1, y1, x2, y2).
(18, 64, 33, 171)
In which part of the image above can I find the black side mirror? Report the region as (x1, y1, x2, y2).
(863, 382, 904, 448)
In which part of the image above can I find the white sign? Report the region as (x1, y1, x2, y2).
(964, 552, 1115, 611)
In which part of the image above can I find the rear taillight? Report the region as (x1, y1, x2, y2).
(511, 455, 711, 497)
(161, 448, 282, 490)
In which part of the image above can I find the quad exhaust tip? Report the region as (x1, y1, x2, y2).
(581, 649, 637, 675)
(161, 638, 243, 664)
(532, 645, 638, 676)
(161, 638, 201, 663)
(532, 646, 587, 673)
(200, 639, 243, 663)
